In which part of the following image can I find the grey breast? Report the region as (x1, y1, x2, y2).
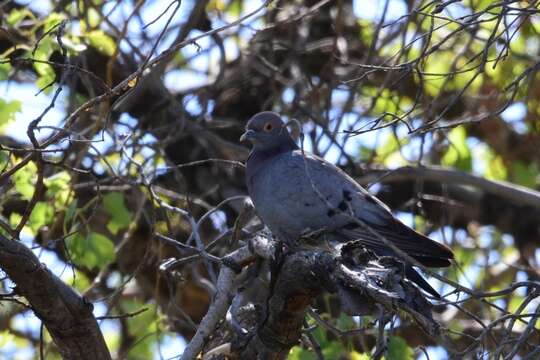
(251, 151, 356, 242)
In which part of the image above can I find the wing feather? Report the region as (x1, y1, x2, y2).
(295, 151, 453, 267)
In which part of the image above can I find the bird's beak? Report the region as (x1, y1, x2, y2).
(240, 129, 255, 143)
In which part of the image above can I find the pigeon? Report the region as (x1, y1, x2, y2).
(240, 111, 454, 298)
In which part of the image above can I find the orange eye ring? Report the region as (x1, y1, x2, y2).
(263, 123, 273, 132)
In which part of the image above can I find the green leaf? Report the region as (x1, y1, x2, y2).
(86, 7, 101, 28)
(336, 313, 355, 330)
(43, 13, 66, 33)
(9, 213, 22, 229)
(0, 99, 21, 131)
(85, 30, 116, 56)
(0, 152, 8, 173)
(288, 346, 315, 360)
(29, 202, 54, 234)
(33, 38, 55, 76)
(36, 71, 56, 93)
(103, 192, 132, 235)
(455, 247, 476, 268)
(351, 352, 371, 360)
(0, 62, 11, 81)
(44, 171, 72, 207)
(486, 154, 507, 181)
(387, 336, 414, 360)
(66, 232, 115, 268)
(7, 8, 34, 26)
(508, 295, 524, 313)
(441, 127, 472, 171)
(0, 331, 15, 348)
(511, 162, 537, 188)
(423, 52, 453, 96)
(13, 161, 37, 201)
(33, 37, 57, 92)
(229, 0, 243, 17)
(124, 301, 157, 359)
(322, 341, 348, 359)
(62, 270, 91, 292)
(376, 133, 408, 165)
(64, 199, 78, 229)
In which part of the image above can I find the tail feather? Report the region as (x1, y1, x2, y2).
(404, 228, 454, 267)
(338, 219, 454, 268)
(405, 266, 441, 299)
(336, 218, 453, 298)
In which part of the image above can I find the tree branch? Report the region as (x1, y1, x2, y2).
(0, 234, 111, 360)
(357, 165, 540, 209)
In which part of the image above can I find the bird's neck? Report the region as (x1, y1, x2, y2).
(246, 140, 298, 190)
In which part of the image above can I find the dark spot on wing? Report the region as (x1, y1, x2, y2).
(343, 189, 352, 201)
(327, 209, 336, 217)
(338, 201, 348, 211)
(304, 203, 311, 207)
(343, 222, 359, 230)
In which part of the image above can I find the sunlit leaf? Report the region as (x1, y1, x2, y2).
(442, 127, 472, 171)
(66, 232, 115, 268)
(36, 71, 57, 94)
(43, 12, 66, 33)
(86, 7, 101, 28)
(32, 37, 57, 93)
(124, 301, 158, 359)
(85, 30, 116, 56)
(44, 171, 72, 207)
(0, 99, 21, 131)
(508, 295, 525, 313)
(62, 269, 91, 292)
(103, 192, 133, 235)
(13, 161, 37, 201)
(351, 352, 371, 360)
(0, 62, 11, 81)
(288, 346, 315, 360)
(424, 52, 453, 96)
(7, 8, 34, 26)
(33, 38, 55, 76)
(486, 154, 507, 181)
(29, 201, 54, 233)
(376, 133, 409, 166)
(9, 213, 22, 229)
(64, 199, 78, 230)
(229, 0, 243, 17)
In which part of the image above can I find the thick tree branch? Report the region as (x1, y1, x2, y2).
(180, 245, 257, 360)
(0, 234, 111, 360)
(357, 165, 540, 209)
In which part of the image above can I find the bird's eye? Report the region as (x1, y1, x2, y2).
(263, 123, 273, 132)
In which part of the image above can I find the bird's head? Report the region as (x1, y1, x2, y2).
(240, 112, 295, 151)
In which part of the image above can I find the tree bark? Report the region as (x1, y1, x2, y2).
(0, 234, 111, 360)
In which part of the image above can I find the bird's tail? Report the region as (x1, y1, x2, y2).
(405, 265, 442, 299)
